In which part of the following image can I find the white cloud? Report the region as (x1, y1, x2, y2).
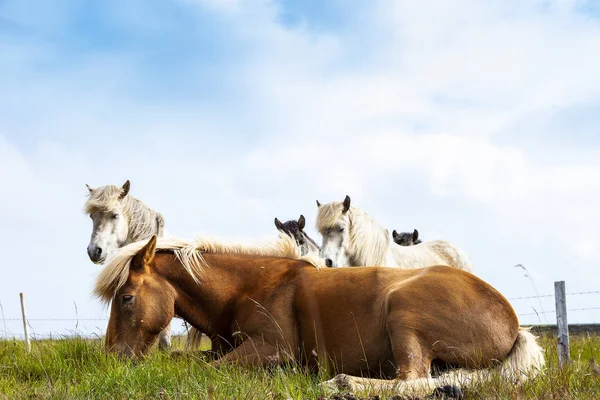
(1, 0, 599, 337)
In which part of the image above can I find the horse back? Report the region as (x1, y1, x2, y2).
(292, 266, 517, 373)
(391, 240, 473, 272)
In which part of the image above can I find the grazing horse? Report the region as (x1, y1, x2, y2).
(274, 215, 321, 256)
(95, 235, 544, 398)
(316, 196, 473, 272)
(84, 180, 172, 348)
(392, 229, 422, 246)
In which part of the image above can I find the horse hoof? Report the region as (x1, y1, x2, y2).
(320, 373, 353, 393)
(333, 374, 353, 391)
(431, 384, 463, 399)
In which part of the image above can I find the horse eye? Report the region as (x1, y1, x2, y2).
(122, 295, 134, 305)
(112, 214, 119, 219)
(339, 228, 344, 233)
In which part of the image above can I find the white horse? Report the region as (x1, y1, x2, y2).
(84, 180, 174, 348)
(316, 195, 473, 272)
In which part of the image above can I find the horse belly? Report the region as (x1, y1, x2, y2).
(297, 295, 395, 377)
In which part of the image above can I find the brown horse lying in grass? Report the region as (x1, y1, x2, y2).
(95, 235, 544, 397)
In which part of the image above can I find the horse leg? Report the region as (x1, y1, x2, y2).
(157, 324, 172, 350)
(389, 327, 432, 380)
(322, 327, 463, 397)
(321, 374, 464, 399)
(212, 338, 287, 368)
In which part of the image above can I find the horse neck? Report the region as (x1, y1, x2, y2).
(160, 253, 277, 338)
(155, 253, 231, 336)
(347, 208, 391, 266)
(123, 197, 164, 245)
(302, 232, 321, 252)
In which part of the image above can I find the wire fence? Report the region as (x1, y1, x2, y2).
(508, 290, 600, 301)
(1, 284, 599, 341)
(508, 290, 600, 318)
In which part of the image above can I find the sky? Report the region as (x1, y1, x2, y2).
(1, 0, 599, 339)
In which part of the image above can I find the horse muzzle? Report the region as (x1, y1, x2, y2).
(87, 244, 105, 264)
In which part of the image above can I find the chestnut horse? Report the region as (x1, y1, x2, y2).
(95, 235, 543, 397)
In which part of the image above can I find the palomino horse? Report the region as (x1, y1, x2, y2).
(392, 229, 422, 246)
(316, 196, 473, 272)
(274, 215, 321, 256)
(95, 235, 543, 397)
(84, 180, 172, 348)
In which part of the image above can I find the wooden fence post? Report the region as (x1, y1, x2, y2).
(20, 293, 31, 353)
(554, 281, 569, 366)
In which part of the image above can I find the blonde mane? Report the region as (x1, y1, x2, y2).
(94, 233, 325, 304)
(84, 185, 164, 242)
(317, 201, 390, 266)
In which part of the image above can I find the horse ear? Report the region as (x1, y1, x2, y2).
(274, 218, 284, 230)
(298, 215, 305, 230)
(132, 235, 157, 271)
(142, 235, 157, 266)
(119, 180, 130, 199)
(86, 184, 95, 194)
(392, 230, 398, 239)
(413, 229, 419, 241)
(342, 195, 351, 213)
(316, 200, 321, 207)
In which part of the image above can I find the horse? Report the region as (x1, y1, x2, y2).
(274, 215, 321, 256)
(392, 229, 422, 246)
(84, 180, 172, 348)
(84, 180, 165, 264)
(316, 196, 473, 272)
(95, 235, 544, 398)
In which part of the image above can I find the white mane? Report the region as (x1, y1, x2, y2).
(316, 201, 473, 271)
(84, 184, 164, 243)
(94, 233, 325, 304)
(317, 201, 391, 266)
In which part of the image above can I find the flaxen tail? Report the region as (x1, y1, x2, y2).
(499, 327, 545, 382)
(434, 327, 545, 389)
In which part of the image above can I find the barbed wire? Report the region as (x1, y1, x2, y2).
(518, 307, 600, 317)
(509, 290, 600, 301)
(2, 318, 108, 321)
(1, 290, 599, 324)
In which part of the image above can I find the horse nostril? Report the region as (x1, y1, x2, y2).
(95, 247, 103, 258)
(325, 259, 333, 268)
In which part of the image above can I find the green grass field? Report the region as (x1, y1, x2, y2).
(0, 333, 599, 399)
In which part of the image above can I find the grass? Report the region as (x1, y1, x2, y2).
(0, 334, 599, 399)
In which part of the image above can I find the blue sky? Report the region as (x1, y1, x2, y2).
(1, 0, 600, 338)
